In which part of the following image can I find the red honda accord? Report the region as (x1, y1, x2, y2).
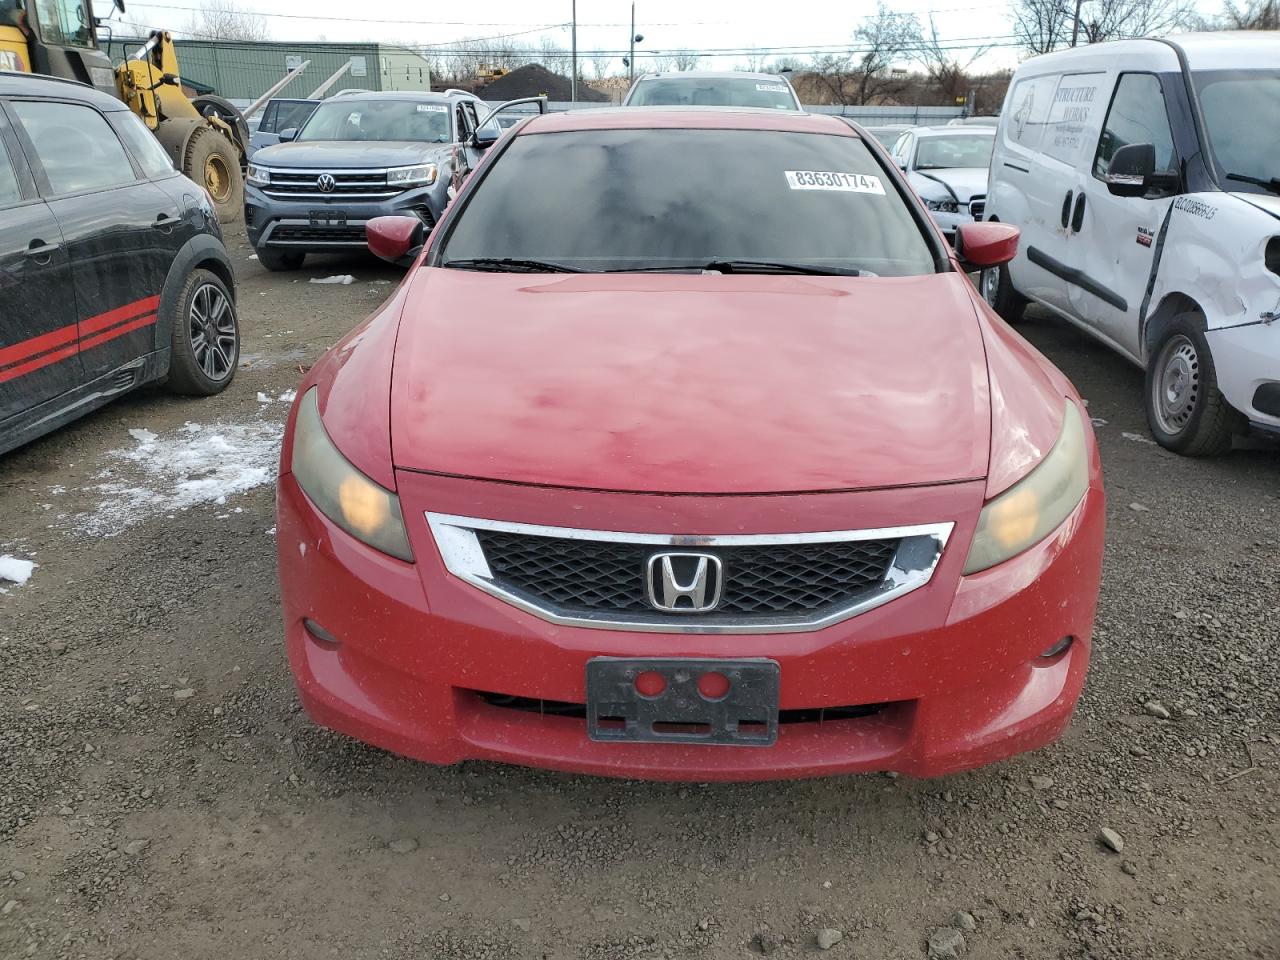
(276, 108, 1105, 781)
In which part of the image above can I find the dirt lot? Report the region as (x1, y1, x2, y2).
(1, 228, 1278, 960)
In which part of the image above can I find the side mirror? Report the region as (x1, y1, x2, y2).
(954, 221, 1019, 270)
(114, 0, 126, 12)
(472, 125, 500, 150)
(367, 215, 425, 266)
(277, 127, 298, 143)
(1104, 142, 1154, 197)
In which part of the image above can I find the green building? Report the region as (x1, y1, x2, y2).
(101, 38, 432, 102)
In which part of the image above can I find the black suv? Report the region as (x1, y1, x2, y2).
(0, 74, 238, 457)
(244, 89, 497, 270)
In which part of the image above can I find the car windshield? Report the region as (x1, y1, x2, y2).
(628, 77, 797, 109)
(914, 134, 994, 170)
(1194, 69, 1280, 195)
(440, 128, 935, 276)
(271, 100, 319, 134)
(297, 99, 451, 143)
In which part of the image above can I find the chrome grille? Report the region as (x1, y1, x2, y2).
(427, 514, 953, 634)
(261, 169, 402, 201)
(475, 530, 899, 616)
(968, 195, 986, 220)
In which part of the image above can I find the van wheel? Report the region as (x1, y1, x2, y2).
(167, 269, 239, 396)
(980, 263, 1026, 323)
(1144, 314, 1241, 456)
(257, 248, 305, 271)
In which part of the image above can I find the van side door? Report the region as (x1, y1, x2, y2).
(1003, 71, 1110, 317)
(1070, 72, 1181, 361)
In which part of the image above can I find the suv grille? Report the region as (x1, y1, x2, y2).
(475, 530, 900, 617)
(271, 224, 368, 244)
(262, 170, 402, 201)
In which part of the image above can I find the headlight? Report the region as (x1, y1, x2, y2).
(246, 164, 270, 187)
(386, 163, 438, 187)
(291, 388, 413, 561)
(925, 198, 960, 213)
(963, 400, 1089, 575)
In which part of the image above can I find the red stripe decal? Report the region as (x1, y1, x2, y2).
(76, 313, 157, 353)
(0, 342, 81, 385)
(0, 322, 78, 369)
(80, 295, 161, 335)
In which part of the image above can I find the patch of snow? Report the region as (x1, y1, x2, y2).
(310, 274, 354, 285)
(1122, 431, 1155, 445)
(74, 422, 283, 536)
(278, 389, 297, 403)
(248, 254, 258, 260)
(256, 392, 272, 404)
(0, 555, 35, 586)
(1091, 418, 1108, 427)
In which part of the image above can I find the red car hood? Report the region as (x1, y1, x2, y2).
(389, 269, 991, 494)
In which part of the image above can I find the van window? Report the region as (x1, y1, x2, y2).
(1042, 73, 1105, 165)
(1004, 74, 1059, 153)
(1093, 73, 1176, 180)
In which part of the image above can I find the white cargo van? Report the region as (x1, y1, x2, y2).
(983, 33, 1279, 455)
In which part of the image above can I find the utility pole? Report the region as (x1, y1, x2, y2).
(629, 3, 636, 84)
(571, 0, 578, 102)
(1070, 0, 1083, 46)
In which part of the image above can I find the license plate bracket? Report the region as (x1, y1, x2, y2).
(586, 657, 779, 746)
(308, 209, 347, 226)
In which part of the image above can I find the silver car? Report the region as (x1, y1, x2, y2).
(888, 126, 995, 242)
(622, 71, 802, 110)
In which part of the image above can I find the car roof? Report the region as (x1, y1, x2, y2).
(0, 72, 127, 110)
(520, 107, 855, 136)
(1013, 32, 1278, 75)
(1168, 30, 1280, 69)
(635, 71, 794, 83)
(911, 125, 995, 137)
(322, 90, 464, 104)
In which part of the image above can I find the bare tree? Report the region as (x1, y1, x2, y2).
(806, 5, 921, 105)
(741, 47, 770, 72)
(538, 36, 571, 75)
(1011, 0, 1074, 54)
(669, 50, 703, 71)
(1215, 0, 1280, 26)
(587, 53, 614, 81)
(183, 0, 268, 41)
(915, 16, 989, 105)
(646, 54, 676, 73)
(1010, 0, 1195, 55)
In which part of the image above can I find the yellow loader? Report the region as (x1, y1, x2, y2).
(0, 0, 246, 221)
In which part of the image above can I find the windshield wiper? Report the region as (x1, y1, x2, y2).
(442, 257, 584, 273)
(601, 259, 865, 276)
(1225, 172, 1280, 195)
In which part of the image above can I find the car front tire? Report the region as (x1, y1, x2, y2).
(1144, 313, 1242, 456)
(980, 263, 1026, 324)
(167, 269, 239, 397)
(256, 248, 305, 271)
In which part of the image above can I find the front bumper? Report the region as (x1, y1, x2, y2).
(244, 182, 440, 251)
(277, 466, 1105, 781)
(1205, 322, 1280, 431)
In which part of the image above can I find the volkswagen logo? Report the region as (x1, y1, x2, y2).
(645, 552, 723, 613)
(316, 173, 336, 193)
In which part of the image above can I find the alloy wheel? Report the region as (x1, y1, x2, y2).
(980, 266, 1000, 308)
(189, 283, 237, 382)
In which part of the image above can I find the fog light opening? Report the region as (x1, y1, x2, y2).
(303, 618, 342, 648)
(1039, 636, 1074, 660)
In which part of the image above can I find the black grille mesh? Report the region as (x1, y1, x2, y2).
(475, 531, 899, 618)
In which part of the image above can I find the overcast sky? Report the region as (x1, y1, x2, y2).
(112, 0, 1218, 73)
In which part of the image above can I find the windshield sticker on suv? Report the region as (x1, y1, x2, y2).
(417, 104, 449, 113)
(784, 171, 885, 194)
(756, 83, 788, 93)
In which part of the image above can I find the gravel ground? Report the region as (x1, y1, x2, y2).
(1, 230, 1277, 959)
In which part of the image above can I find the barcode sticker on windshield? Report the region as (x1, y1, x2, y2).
(417, 104, 449, 113)
(785, 171, 885, 194)
(756, 83, 788, 92)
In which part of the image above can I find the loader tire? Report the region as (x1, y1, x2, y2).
(184, 125, 244, 226)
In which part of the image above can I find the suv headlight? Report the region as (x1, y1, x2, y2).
(387, 163, 438, 187)
(246, 164, 270, 187)
(291, 388, 413, 561)
(924, 198, 960, 213)
(963, 401, 1089, 575)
